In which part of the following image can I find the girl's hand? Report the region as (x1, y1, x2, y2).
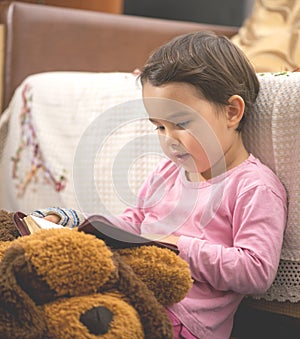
(143, 233, 179, 245)
(161, 235, 180, 245)
(44, 214, 61, 224)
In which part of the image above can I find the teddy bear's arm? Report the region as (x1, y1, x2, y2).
(118, 246, 193, 306)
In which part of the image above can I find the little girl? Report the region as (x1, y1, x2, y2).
(33, 32, 287, 339)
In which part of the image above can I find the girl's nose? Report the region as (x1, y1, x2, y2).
(161, 131, 180, 148)
(165, 127, 177, 139)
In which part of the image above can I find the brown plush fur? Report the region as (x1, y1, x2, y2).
(119, 246, 193, 306)
(0, 210, 20, 241)
(0, 210, 192, 338)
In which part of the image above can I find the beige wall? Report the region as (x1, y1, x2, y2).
(0, 24, 4, 112)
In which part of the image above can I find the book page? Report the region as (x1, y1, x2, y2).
(23, 215, 42, 234)
(29, 215, 64, 230)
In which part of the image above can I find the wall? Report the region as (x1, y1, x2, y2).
(124, 0, 255, 27)
(0, 25, 3, 111)
(0, 1, 124, 14)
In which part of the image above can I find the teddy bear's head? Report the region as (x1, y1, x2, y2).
(0, 210, 192, 339)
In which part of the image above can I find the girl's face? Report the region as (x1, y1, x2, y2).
(142, 82, 244, 180)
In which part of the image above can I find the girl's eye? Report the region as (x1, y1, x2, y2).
(155, 125, 165, 131)
(176, 121, 190, 128)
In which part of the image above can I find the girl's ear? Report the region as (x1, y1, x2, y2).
(226, 95, 245, 129)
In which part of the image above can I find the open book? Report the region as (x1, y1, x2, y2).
(13, 211, 179, 254)
(13, 212, 63, 235)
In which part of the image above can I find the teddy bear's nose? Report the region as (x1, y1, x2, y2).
(80, 306, 113, 335)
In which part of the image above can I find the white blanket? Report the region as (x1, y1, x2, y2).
(0, 72, 160, 215)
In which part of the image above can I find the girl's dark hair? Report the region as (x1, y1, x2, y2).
(139, 31, 259, 131)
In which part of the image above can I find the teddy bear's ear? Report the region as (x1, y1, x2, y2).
(115, 253, 174, 339)
(0, 243, 47, 338)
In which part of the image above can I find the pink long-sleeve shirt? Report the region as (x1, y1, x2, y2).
(105, 154, 287, 339)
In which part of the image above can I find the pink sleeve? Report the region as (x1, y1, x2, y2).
(178, 185, 287, 294)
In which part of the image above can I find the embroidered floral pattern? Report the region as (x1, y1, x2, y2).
(11, 84, 67, 196)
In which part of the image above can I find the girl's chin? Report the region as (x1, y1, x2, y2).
(184, 163, 212, 180)
(177, 157, 206, 172)
(169, 154, 211, 174)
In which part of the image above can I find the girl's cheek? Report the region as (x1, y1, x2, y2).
(183, 135, 200, 152)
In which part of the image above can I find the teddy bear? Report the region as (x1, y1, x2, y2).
(0, 209, 193, 339)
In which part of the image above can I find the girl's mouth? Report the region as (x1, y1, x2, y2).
(173, 152, 190, 163)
